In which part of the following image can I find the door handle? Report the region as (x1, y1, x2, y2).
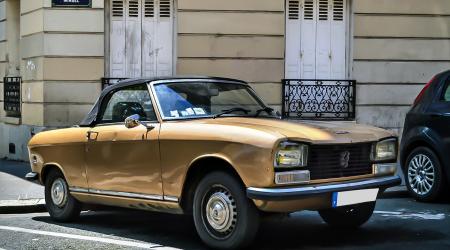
(86, 131, 99, 141)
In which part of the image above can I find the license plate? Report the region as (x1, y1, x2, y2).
(332, 188, 379, 208)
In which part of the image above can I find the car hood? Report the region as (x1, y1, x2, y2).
(191, 117, 395, 144)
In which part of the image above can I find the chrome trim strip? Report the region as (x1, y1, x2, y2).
(69, 187, 89, 193)
(69, 187, 179, 202)
(247, 175, 401, 201)
(88, 189, 164, 201)
(163, 195, 179, 202)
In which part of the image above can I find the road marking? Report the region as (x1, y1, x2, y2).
(374, 210, 445, 220)
(0, 225, 179, 249)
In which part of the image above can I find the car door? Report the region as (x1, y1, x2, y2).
(85, 84, 163, 198)
(428, 75, 450, 154)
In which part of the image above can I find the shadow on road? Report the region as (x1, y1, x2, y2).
(0, 160, 30, 180)
(31, 208, 447, 249)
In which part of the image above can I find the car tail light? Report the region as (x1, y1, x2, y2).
(413, 76, 435, 106)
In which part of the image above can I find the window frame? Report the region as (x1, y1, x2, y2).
(440, 76, 450, 102)
(96, 83, 159, 126)
(149, 79, 271, 121)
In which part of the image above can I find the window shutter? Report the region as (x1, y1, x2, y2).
(112, 0, 124, 17)
(159, 0, 171, 17)
(315, 0, 331, 79)
(299, 0, 317, 79)
(110, 0, 126, 77)
(144, 0, 154, 17)
(156, 0, 174, 76)
(142, 0, 156, 77)
(285, 0, 302, 78)
(288, 0, 300, 20)
(318, 0, 328, 20)
(303, 0, 314, 20)
(333, 0, 344, 21)
(330, 0, 346, 78)
(128, 0, 139, 17)
(125, 0, 142, 77)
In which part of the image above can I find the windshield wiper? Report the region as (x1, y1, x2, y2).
(254, 107, 274, 117)
(213, 107, 251, 119)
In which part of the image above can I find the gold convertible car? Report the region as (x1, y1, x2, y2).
(26, 77, 401, 249)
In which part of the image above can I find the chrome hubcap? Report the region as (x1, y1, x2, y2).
(202, 185, 237, 239)
(408, 154, 435, 195)
(51, 178, 67, 207)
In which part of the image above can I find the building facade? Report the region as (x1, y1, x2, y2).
(1, 0, 449, 160)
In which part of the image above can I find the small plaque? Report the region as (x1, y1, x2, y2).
(52, 0, 91, 8)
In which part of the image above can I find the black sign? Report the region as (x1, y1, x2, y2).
(52, 0, 91, 7)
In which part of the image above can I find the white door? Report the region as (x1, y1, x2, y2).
(285, 0, 347, 79)
(110, 0, 174, 78)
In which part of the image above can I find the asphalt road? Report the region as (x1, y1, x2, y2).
(0, 198, 449, 250)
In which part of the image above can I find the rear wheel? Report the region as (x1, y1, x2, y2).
(405, 147, 447, 202)
(319, 202, 375, 228)
(45, 169, 81, 222)
(193, 171, 259, 249)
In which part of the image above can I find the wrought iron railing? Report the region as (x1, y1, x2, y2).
(101, 77, 128, 89)
(282, 79, 356, 120)
(3, 77, 22, 118)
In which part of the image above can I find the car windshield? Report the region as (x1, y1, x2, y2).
(153, 81, 272, 119)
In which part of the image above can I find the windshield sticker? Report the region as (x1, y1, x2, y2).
(186, 108, 195, 115)
(170, 110, 179, 117)
(180, 110, 189, 116)
(193, 108, 206, 115)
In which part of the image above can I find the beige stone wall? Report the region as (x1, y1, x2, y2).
(20, 0, 104, 127)
(352, 0, 450, 134)
(176, 0, 285, 109)
(0, 0, 104, 160)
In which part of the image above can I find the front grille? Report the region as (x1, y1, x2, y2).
(306, 143, 373, 180)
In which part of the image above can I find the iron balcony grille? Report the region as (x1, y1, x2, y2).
(306, 143, 373, 180)
(101, 77, 129, 89)
(282, 79, 356, 120)
(3, 77, 22, 118)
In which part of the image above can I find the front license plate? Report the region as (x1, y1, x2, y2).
(332, 188, 379, 208)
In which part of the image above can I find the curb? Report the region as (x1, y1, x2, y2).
(380, 186, 409, 199)
(0, 199, 47, 214)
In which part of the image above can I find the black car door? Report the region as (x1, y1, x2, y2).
(427, 76, 450, 155)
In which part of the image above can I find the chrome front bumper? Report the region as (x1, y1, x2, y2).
(247, 175, 401, 201)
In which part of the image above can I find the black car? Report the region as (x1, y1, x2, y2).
(401, 70, 450, 202)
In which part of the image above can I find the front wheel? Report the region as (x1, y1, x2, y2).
(45, 169, 82, 222)
(193, 171, 259, 249)
(319, 201, 375, 228)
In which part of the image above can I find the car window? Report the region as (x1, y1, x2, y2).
(443, 81, 450, 102)
(99, 84, 157, 124)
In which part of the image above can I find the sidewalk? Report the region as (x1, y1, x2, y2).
(0, 159, 46, 213)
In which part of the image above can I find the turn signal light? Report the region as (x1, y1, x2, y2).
(275, 170, 310, 184)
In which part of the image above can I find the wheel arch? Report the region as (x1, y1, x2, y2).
(40, 163, 66, 185)
(401, 134, 449, 183)
(179, 155, 245, 214)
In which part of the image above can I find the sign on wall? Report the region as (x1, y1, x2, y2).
(52, 0, 91, 7)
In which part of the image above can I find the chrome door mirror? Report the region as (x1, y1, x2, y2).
(124, 114, 141, 129)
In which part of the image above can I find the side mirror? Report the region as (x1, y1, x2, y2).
(124, 114, 141, 129)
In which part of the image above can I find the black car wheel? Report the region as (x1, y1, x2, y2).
(45, 169, 82, 222)
(193, 171, 259, 249)
(405, 147, 447, 202)
(318, 201, 375, 228)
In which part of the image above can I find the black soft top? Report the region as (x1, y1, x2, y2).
(79, 76, 247, 127)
